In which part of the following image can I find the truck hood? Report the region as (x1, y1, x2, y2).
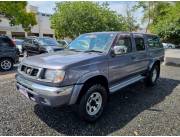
(21, 50, 102, 69)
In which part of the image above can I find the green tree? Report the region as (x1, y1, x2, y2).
(133, 2, 170, 32)
(51, 1, 128, 39)
(0, 1, 37, 32)
(124, 3, 139, 31)
(150, 2, 180, 44)
(134, 1, 180, 44)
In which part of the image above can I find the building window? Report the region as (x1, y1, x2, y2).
(0, 31, 6, 35)
(43, 34, 53, 38)
(11, 32, 25, 39)
(28, 33, 39, 37)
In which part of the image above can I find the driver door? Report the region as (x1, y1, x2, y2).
(108, 33, 136, 87)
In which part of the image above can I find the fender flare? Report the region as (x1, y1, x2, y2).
(148, 59, 160, 71)
(69, 71, 108, 105)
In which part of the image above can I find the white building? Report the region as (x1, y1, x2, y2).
(0, 5, 55, 38)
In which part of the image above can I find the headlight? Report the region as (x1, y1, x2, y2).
(44, 69, 65, 83)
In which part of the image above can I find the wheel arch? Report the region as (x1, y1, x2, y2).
(69, 74, 109, 105)
(148, 59, 160, 71)
(0, 57, 14, 63)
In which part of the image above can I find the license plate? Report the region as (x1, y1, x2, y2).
(19, 86, 29, 98)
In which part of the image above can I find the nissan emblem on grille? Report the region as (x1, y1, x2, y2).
(26, 68, 32, 75)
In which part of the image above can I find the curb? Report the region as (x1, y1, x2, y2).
(164, 57, 180, 67)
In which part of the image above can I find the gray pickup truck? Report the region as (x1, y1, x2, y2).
(16, 32, 164, 122)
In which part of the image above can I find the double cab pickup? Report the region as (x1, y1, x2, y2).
(16, 32, 164, 122)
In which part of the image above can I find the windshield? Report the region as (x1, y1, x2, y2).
(38, 38, 59, 46)
(68, 33, 116, 52)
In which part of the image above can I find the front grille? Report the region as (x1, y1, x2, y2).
(20, 65, 40, 77)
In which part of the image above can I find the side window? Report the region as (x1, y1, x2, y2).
(154, 37, 162, 48)
(115, 36, 132, 54)
(0, 37, 12, 47)
(135, 37, 145, 51)
(27, 39, 33, 46)
(147, 36, 162, 48)
(0, 38, 6, 46)
(24, 39, 30, 45)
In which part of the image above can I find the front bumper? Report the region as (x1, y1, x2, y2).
(15, 75, 73, 107)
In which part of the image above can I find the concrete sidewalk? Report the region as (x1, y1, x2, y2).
(164, 49, 180, 66)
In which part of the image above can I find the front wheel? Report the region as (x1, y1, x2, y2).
(78, 84, 108, 122)
(146, 64, 160, 86)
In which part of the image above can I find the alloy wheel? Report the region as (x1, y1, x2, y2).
(1, 60, 12, 70)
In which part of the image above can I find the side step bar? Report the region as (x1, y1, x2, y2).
(110, 75, 145, 93)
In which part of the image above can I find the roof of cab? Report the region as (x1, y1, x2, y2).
(84, 31, 157, 36)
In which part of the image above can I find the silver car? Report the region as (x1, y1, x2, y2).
(162, 43, 176, 49)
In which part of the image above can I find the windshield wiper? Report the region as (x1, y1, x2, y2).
(84, 50, 103, 53)
(67, 49, 82, 52)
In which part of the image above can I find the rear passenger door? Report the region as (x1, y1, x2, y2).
(132, 34, 149, 73)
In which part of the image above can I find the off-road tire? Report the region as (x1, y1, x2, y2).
(78, 84, 108, 122)
(146, 64, 160, 86)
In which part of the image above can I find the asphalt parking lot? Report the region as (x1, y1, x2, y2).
(0, 64, 180, 135)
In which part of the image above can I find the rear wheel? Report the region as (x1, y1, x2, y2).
(78, 84, 108, 122)
(146, 64, 160, 86)
(0, 58, 13, 71)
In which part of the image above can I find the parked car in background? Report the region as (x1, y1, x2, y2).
(15, 39, 24, 56)
(162, 43, 176, 49)
(22, 37, 65, 57)
(16, 32, 164, 122)
(175, 44, 180, 49)
(0, 36, 19, 71)
(57, 39, 71, 48)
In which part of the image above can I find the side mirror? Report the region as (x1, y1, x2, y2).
(112, 45, 127, 56)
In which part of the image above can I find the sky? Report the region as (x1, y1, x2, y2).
(28, 1, 145, 28)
